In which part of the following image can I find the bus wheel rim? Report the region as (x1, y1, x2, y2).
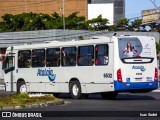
(72, 84, 79, 96)
(20, 84, 27, 93)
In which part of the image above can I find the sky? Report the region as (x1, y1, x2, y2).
(125, 0, 160, 19)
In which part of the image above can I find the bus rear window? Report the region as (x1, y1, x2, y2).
(118, 37, 154, 63)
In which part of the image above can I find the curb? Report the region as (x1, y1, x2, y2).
(0, 100, 64, 111)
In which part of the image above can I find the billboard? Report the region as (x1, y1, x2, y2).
(142, 9, 160, 24)
(88, 4, 114, 25)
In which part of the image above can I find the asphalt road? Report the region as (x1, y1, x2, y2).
(1, 91, 160, 120)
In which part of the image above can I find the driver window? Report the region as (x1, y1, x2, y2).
(3, 56, 14, 70)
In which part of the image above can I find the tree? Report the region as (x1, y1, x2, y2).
(108, 25, 118, 31)
(116, 18, 129, 31)
(65, 12, 85, 30)
(51, 12, 63, 29)
(1, 14, 14, 31)
(131, 19, 142, 31)
(85, 15, 109, 30)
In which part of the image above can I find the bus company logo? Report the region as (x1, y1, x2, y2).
(37, 68, 56, 81)
(132, 65, 146, 72)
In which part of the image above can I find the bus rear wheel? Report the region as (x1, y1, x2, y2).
(101, 92, 118, 100)
(70, 81, 82, 99)
(17, 81, 27, 94)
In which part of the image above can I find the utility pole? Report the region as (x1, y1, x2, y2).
(62, 0, 65, 30)
(25, 0, 27, 13)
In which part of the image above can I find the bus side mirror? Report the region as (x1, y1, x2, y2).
(4, 67, 15, 74)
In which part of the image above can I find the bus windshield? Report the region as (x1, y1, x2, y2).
(118, 37, 155, 63)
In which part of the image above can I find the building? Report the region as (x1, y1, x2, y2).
(0, 0, 125, 25)
(88, 0, 125, 25)
(142, 9, 160, 25)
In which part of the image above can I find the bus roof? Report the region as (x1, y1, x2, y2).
(6, 35, 155, 51)
(7, 36, 112, 50)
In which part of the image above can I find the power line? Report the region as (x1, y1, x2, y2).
(0, 0, 55, 10)
(0, 0, 86, 10)
(150, 0, 159, 9)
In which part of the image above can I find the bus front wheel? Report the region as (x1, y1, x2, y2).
(101, 91, 118, 100)
(70, 81, 82, 99)
(17, 81, 27, 93)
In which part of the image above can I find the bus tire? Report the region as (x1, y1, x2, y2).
(101, 92, 118, 100)
(70, 81, 82, 99)
(17, 81, 27, 94)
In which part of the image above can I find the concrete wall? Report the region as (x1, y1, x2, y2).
(0, 0, 88, 20)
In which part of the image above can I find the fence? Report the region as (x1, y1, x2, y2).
(0, 30, 159, 47)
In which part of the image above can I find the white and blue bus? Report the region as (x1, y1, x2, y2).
(2, 35, 159, 99)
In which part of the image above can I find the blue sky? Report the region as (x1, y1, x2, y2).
(125, 0, 160, 19)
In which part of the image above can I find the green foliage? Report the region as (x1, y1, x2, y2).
(65, 12, 86, 30)
(85, 15, 109, 30)
(116, 18, 129, 31)
(0, 93, 60, 108)
(131, 19, 142, 31)
(0, 12, 110, 31)
(12, 93, 30, 100)
(0, 12, 159, 32)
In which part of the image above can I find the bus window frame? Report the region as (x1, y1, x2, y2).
(32, 49, 45, 67)
(18, 50, 31, 68)
(46, 48, 60, 67)
(95, 44, 109, 66)
(78, 45, 94, 66)
(61, 47, 77, 67)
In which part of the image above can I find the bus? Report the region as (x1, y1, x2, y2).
(2, 35, 159, 99)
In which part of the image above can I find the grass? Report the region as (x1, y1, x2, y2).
(0, 93, 62, 108)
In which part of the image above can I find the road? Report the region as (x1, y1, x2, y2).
(1, 90, 160, 120)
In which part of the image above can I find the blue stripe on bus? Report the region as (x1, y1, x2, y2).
(114, 81, 158, 91)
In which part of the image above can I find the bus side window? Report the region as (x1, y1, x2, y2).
(18, 50, 31, 68)
(61, 47, 76, 66)
(78, 46, 94, 66)
(95, 44, 109, 65)
(32, 49, 45, 67)
(46, 48, 60, 67)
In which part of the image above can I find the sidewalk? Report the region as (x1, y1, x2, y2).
(153, 87, 160, 92)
